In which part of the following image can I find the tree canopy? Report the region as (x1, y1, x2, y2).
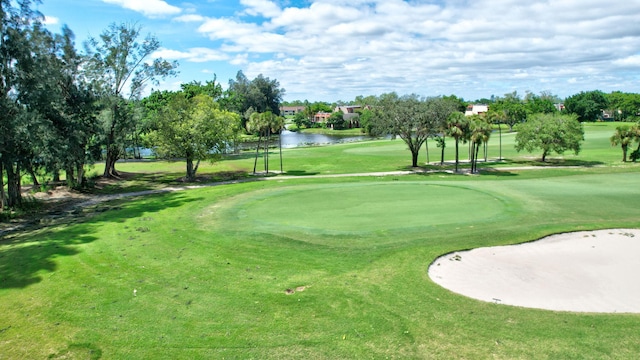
(150, 93, 241, 181)
(84, 22, 178, 177)
(515, 113, 584, 161)
(564, 90, 608, 122)
(373, 93, 458, 167)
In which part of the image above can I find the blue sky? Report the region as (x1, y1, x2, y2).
(40, 0, 640, 102)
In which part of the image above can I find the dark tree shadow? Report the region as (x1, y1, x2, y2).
(0, 192, 197, 289)
(504, 158, 605, 167)
(283, 170, 320, 176)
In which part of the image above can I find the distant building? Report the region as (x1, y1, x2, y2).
(280, 106, 305, 116)
(465, 104, 489, 116)
(313, 112, 332, 123)
(554, 103, 565, 112)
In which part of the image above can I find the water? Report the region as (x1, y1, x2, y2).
(278, 129, 376, 148)
(126, 130, 381, 158)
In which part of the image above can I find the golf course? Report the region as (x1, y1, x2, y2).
(1, 123, 640, 359)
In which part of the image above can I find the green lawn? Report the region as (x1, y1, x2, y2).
(2, 122, 640, 358)
(2, 166, 640, 358)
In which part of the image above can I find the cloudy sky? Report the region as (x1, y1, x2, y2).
(40, 0, 640, 102)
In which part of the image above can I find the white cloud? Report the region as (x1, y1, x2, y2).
(153, 47, 229, 62)
(240, 0, 282, 18)
(102, 0, 181, 18)
(156, 0, 640, 100)
(43, 16, 59, 25)
(173, 14, 205, 23)
(614, 55, 640, 68)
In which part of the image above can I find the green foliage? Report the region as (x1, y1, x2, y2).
(606, 91, 640, 121)
(84, 22, 178, 177)
(327, 111, 345, 130)
(564, 90, 609, 122)
(515, 113, 584, 161)
(150, 93, 241, 181)
(491, 91, 528, 131)
(226, 71, 284, 122)
(609, 124, 637, 162)
(524, 91, 559, 114)
(374, 94, 458, 167)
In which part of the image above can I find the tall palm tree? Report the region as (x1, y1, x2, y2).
(446, 112, 469, 172)
(487, 109, 507, 160)
(610, 125, 634, 162)
(469, 116, 493, 173)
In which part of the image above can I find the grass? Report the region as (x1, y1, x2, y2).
(1, 122, 640, 358)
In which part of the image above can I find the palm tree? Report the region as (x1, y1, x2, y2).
(487, 109, 507, 160)
(446, 112, 469, 172)
(469, 116, 493, 173)
(610, 125, 634, 162)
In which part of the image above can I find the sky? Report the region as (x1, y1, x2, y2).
(39, 0, 640, 102)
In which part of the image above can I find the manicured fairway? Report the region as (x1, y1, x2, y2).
(1, 169, 640, 358)
(220, 182, 505, 238)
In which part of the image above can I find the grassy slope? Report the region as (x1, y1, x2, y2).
(2, 168, 640, 359)
(1, 122, 639, 358)
(90, 122, 631, 184)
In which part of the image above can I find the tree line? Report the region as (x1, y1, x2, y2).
(0, 1, 283, 209)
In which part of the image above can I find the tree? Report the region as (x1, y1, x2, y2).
(0, 0, 49, 207)
(492, 91, 527, 131)
(327, 111, 345, 130)
(515, 113, 584, 162)
(468, 115, 492, 173)
(446, 112, 470, 172)
(630, 124, 640, 162)
(486, 109, 507, 160)
(247, 111, 284, 174)
(47, 26, 100, 188)
(84, 22, 178, 178)
(150, 93, 241, 181)
(606, 92, 640, 121)
(524, 91, 559, 115)
(226, 71, 284, 128)
(373, 93, 456, 168)
(564, 90, 609, 122)
(610, 125, 635, 162)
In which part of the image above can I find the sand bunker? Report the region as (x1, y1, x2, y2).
(428, 229, 640, 313)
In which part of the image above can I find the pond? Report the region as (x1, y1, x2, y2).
(126, 130, 383, 159)
(277, 130, 378, 148)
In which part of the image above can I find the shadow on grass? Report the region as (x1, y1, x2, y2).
(0, 192, 196, 289)
(504, 158, 605, 167)
(284, 170, 320, 176)
(89, 170, 250, 195)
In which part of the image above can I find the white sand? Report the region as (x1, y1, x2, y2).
(428, 229, 640, 313)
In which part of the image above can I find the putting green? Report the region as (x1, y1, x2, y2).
(217, 182, 506, 236)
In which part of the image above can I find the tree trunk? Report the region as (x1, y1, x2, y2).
(103, 145, 120, 178)
(26, 163, 39, 187)
(425, 138, 430, 164)
(0, 160, 5, 211)
(470, 143, 476, 173)
(622, 145, 627, 162)
(475, 142, 481, 173)
(541, 150, 547, 162)
(253, 135, 262, 174)
(76, 162, 85, 187)
(66, 165, 75, 188)
(498, 124, 502, 160)
(279, 132, 283, 173)
(5, 160, 22, 208)
(186, 157, 195, 182)
(454, 138, 459, 172)
(411, 150, 419, 168)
